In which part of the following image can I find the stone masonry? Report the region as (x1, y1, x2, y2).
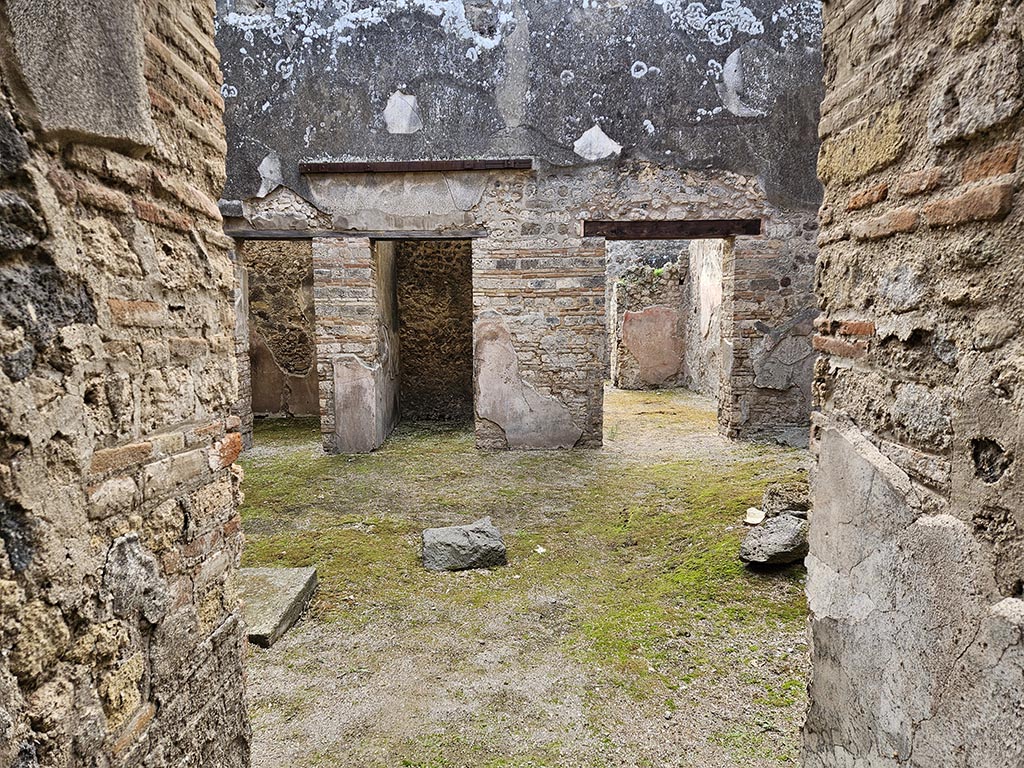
(313, 237, 400, 453)
(216, 0, 824, 451)
(806, 1, 1024, 765)
(0, 2, 249, 766)
(242, 240, 318, 419)
(395, 240, 474, 422)
(610, 262, 688, 390)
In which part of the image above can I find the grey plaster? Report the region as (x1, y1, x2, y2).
(474, 312, 583, 450)
(215, 0, 823, 208)
(4, 0, 156, 146)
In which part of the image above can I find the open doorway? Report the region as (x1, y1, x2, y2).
(608, 239, 725, 401)
(394, 239, 474, 423)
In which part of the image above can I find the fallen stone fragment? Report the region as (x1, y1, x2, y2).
(238, 567, 318, 648)
(744, 507, 766, 525)
(739, 514, 808, 566)
(422, 517, 507, 572)
(762, 480, 811, 517)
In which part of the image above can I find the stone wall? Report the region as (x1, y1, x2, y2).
(395, 240, 473, 422)
(0, 1, 249, 767)
(683, 240, 724, 397)
(241, 161, 817, 448)
(312, 237, 399, 453)
(242, 240, 318, 418)
(610, 262, 688, 390)
(215, 0, 823, 450)
(806, 1, 1024, 765)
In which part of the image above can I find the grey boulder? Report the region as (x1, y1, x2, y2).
(740, 514, 809, 566)
(422, 517, 507, 572)
(762, 480, 811, 518)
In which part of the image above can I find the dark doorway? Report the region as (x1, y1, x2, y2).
(395, 239, 474, 421)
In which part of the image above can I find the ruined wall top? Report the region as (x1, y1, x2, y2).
(215, 0, 824, 209)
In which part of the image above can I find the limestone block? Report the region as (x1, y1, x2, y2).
(238, 567, 318, 648)
(5, 0, 156, 146)
(739, 514, 808, 565)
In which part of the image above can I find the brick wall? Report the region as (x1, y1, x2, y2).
(312, 237, 399, 452)
(806, 1, 1024, 765)
(0, 2, 249, 766)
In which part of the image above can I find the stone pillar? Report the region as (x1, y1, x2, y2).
(718, 214, 818, 447)
(312, 237, 399, 453)
(232, 258, 253, 449)
(0, 1, 249, 765)
(806, 1, 1024, 765)
(473, 238, 606, 449)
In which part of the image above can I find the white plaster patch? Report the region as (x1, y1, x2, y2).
(715, 47, 766, 117)
(573, 123, 622, 161)
(256, 152, 283, 198)
(383, 90, 423, 134)
(221, 0, 516, 61)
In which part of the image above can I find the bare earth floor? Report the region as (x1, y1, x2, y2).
(239, 387, 810, 768)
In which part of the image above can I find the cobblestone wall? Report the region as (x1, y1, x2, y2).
(806, 1, 1024, 764)
(0, 2, 249, 766)
(395, 240, 473, 422)
(242, 240, 318, 419)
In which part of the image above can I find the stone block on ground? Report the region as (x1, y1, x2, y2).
(761, 480, 811, 517)
(739, 514, 809, 566)
(239, 566, 318, 648)
(422, 517, 507, 571)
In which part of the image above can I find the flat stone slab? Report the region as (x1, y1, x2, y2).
(422, 517, 507, 571)
(239, 567, 318, 648)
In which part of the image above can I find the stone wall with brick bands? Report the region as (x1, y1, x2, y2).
(243, 163, 820, 451)
(0, 2, 249, 766)
(806, 1, 1024, 765)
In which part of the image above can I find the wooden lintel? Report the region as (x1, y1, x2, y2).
(224, 229, 489, 241)
(299, 158, 534, 174)
(582, 218, 763, 240)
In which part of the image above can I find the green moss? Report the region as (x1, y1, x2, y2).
(240, 390, 809, 764)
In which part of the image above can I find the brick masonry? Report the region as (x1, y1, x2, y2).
(243, 164, 818, 450)
(806, 1, 1024, 765)
(0, 2, 249, 766)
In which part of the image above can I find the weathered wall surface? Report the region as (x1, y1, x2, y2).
(246, 161, 817, 447)
(806, 0, 1024, 765)
(0, 1, 249, 766)
(215, 0, 823, 449)
(215, 0, 823, 211)
(684, 239, 724, 396)
(610, 263, 688, 390)
(312, 237, 399, 453)
(395, 239, 473, 421)
(242, 240, 319, 418)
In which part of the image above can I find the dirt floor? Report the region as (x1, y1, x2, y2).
(238, 387, 810, 768)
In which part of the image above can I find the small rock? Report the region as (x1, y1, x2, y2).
(740, 514, 808, 566)
(761, 480, 811, 517)
(422, 517, 507, 572)
(744, 507, 765, 525)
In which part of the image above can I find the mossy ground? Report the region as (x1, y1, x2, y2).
(240, 388, 809, 768)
